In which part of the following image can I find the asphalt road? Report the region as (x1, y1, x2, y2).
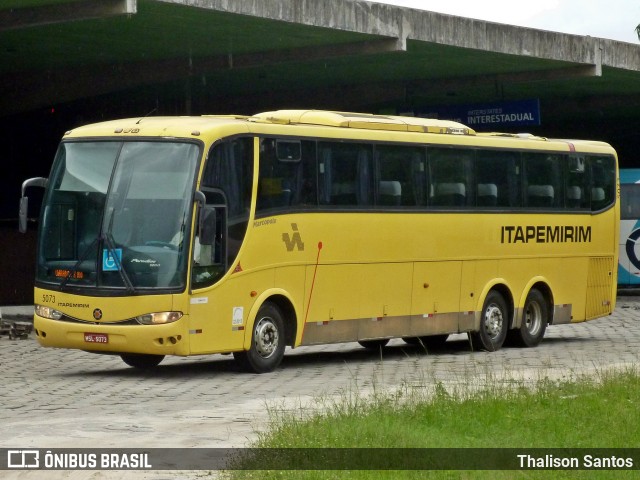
(2, 296, 640, 479)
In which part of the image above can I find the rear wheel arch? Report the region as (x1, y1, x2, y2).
(243, 290, 299, 350)
(265, 294, 298, 348)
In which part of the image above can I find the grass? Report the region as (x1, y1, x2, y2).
(221, 366, 640, 479)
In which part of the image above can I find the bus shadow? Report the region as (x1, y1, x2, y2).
(61, 339, 472, 378)
(61, 353, 241, 378)
(283, 339, 473, 368)
(61, 335, 596, 378)
(532, 336, 592, 346)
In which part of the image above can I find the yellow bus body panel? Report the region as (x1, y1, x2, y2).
(229, 206, 616, 348)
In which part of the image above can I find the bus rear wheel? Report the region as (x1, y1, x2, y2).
(234, 302, 286, 373)
(120, 353, 164, 369)
(508, 289, 547, 347)
(471, 290, 508, 352)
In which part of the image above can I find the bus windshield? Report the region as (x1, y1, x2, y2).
(37, 140, 200, 293)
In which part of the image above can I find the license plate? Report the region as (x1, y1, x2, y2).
(84, 333, 108, 344)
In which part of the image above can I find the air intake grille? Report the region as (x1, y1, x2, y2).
(585, 257, 614, 319)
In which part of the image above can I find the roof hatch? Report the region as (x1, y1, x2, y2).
(250, 110, 476, 135)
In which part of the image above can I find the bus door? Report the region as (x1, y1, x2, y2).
(192, 189, 227, 287)
(188, 138, 254, 354)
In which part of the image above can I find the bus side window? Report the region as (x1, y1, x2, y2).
(318, 147, 332, 205)
(202, 138, 253, 218)
(318, 142, 372, 207)
(524, 153, 562, 208)
(298, 141, 318, 207)
(258, 138, 298, 211)
(259, 138, 317, 209)
(589, 155, 616, 211)
(475, 150, 521, 208)
(566, 155, 587, 209)
(375, 144, 424, 207)
(428, 147, 473, 207)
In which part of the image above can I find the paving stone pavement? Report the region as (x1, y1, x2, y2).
(2, 296, 640, 479)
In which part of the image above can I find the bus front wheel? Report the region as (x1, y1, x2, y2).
(507, 289, 547, 347)
(234, 303, 286, 373)
(120, 353, 164, 369)
(471, 290, 508, 352)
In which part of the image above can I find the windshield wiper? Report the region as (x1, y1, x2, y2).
(103, 209, 136, 294)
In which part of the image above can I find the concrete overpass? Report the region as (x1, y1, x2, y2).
(2, 1, 640, 121)
(1, 0, 640, 304)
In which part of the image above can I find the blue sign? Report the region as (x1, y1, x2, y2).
(102, 248, 122, 272)
(417, 99, 541, 130)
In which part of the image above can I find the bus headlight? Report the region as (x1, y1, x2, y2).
(35, 304, 63, 320)
(135, 311, 183, 325)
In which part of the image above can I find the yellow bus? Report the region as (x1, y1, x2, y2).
(19, 110, 619, 373)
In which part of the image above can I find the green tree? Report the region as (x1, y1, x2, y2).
(637, 24, 640, 40)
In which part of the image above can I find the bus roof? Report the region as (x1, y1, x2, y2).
(62, 110, 616, 155)
(63, 115, 251, 139)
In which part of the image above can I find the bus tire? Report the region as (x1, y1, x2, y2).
(471, 290, 508, 352)
(120, 353, 164, 369)
(234, 302, 285, 373)
(358, 339, 390, 350)
(508, 289, 547, 347)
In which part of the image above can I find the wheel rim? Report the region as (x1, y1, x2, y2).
(483, 303, 504, 340)
(524, 300, 542, 336)
(254, 316, 280, 359)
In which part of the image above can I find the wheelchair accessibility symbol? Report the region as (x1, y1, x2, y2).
(102, 248, 122, 272)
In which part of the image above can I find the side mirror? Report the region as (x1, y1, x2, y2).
(18, 197, 29, 233)
(19, 177, 48, 233)
(199, 206, 217, 246)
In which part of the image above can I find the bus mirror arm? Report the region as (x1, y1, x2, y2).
(194, 190, 206, 207)
(19, 177, 48, 234)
